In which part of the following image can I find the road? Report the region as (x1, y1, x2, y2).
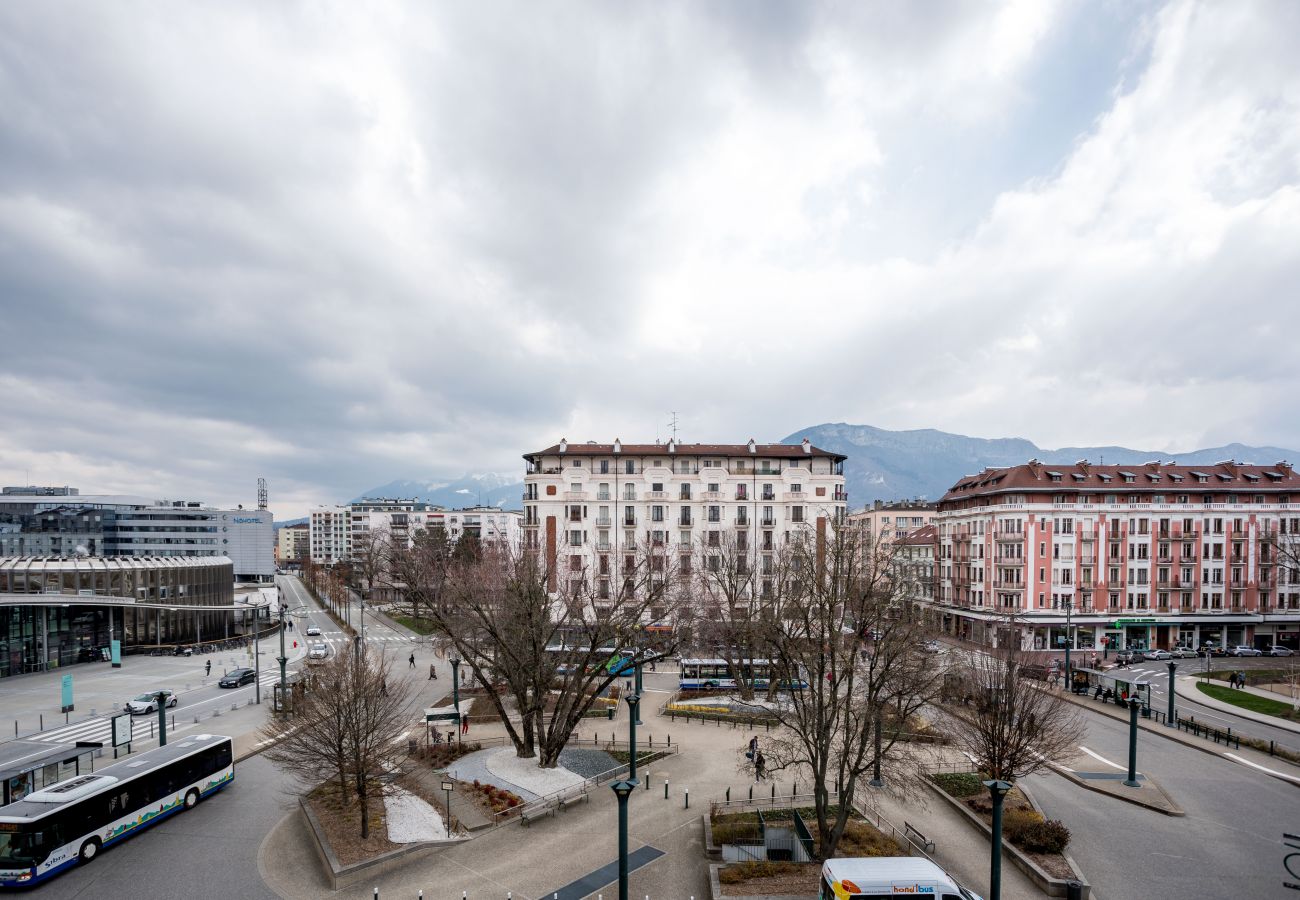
(1025, 699, 1300, 899)
(32, 753, 287, 900)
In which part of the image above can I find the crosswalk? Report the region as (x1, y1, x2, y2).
(30, 671, 287, 747)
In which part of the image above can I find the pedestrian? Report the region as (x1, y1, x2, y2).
(381, 679, 388, 697)
(205, 659, 211, 677)
(288, 620, 293, 631)
(747, 735, 758, 761)
(409, 652, 416, 669)
(460, 712, 469, 735)
(429, 663, 437, 680)
(1237, 670, 1247, 690)
(754, 751, 766, 782)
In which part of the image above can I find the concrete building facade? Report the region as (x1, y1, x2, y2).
(848, 499, 937, 545)
(521, 438, 848, 604)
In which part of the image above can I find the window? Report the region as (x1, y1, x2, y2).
(707, 482, 720, 494)
(708, 505, 721, 523)
(568, 530, 582, 546)
(652, 482, 663, 492)
(792, 506, 804, 524)
(680, 484, 692, 500)
(625, 460, 635, 475)
(651, 505, 664, 522)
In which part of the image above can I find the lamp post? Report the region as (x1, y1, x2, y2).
(277, 602, 288, 709)
(626, 693, 641, 783)
(1124, 696, 1141, 787)
(254, 603, 263, 705)
(450, 655, 461, 743)
(633, 656, 644, 726)
(154, 690, 169, 747)
(1063, 597, 1073, 689)
(610, 779, 635, 900)
(982, 779, 1012, 900)
(1166, 661, 1177, 727)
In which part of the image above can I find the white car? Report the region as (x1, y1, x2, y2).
(1143, 649, 1172, 661)
(1268, 645, 1295, 657)
(1229, 645, 1263, 657)
(307, 642, 329, 660)
(1170, 646, 1198, 658)
(305, 625, 322, 636)
(124, 690, 177, 714)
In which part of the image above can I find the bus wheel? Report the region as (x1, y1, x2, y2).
(184, 789, 200, 810)
(79, 838, 101, 863)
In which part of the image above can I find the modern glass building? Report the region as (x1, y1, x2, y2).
(0, 556, 236, 678)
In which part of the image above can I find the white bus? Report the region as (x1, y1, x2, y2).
(0, 733, 233, 887)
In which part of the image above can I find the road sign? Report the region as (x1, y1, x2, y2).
(441, 781, 454, 792)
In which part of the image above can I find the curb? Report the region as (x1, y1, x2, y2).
(1043, 762, 1185, 817)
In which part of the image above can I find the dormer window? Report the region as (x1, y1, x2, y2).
(1048, 472, 1062, 482)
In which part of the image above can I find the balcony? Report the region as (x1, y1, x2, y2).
(787, 492, 806, 501)
(995, 532, 1024, 542)
(563, 491, 588, 501)
(596, 493, 611, 501)
(995, 557, 1024, 567)
(993, 581, 1025, 590)
(702, 492, 723, 501)
(735, 516, 750, 527)
(833, 491, 848, 502)
(678, 518, 693, 528)
(595, 517, 612, 527)
(647, 491, 668, 500)
(623, 517, 637, 527)
(760, 517, 776, 528)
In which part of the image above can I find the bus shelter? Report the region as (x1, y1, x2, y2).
(1070, 667, 1153, 710)
(424, 700, 469, 749)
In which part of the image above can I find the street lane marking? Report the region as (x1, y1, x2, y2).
(1078, 745, 1134, 773)
(1222, 753, 1300, 785)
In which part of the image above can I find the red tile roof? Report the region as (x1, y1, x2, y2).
(941, 459, 1299, 504)
(898, 524, 938, 546)
(524, 441, 847, 462)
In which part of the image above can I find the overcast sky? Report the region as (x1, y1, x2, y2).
(2, 1, 1298, 519)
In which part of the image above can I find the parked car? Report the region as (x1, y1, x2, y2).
(1199, 643, 1227, 657)
(307, 642, 329, 660)
(1143, 649, 1173, 661)
(1114, 650, 1141, 665)
(921, 640, 942, 654)
(218, 667, 257, 688)
(124, 690, 177, 714)
(1170, 646, 1198, 658)
(1229, 645, 1263, 657)
(305, 625, 322, 636)
(1267, 645, 1295, 657)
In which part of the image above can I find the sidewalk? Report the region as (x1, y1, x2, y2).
(1173, 674, 1300, 735)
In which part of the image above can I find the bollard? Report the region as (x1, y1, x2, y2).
(372, 889, 377, 900)
(645, 773, 650, 790)
(65, 712, 69, 724)
(1066, 880, 1082, 900)
(749, 785, 753, 801)
(684, 788, 689, 809)
(150, 722, 154, 739)
(664, 780, 669, 799)
(794, 782, 797, 797)
(726, 787, 730, 802)
(1270, 740, 1275, 756)
(668, 734, 671, 745)
(14, 721, 17, 737)
(40, 714, 43, 731)
(771, 783, 776, 799)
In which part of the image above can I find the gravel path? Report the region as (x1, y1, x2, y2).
(446, 747, 541, 801)
(383, 785, 447, 842)
(558, 747, 619, 779)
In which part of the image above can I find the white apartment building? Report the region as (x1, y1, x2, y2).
(933, 459, 1300, 653)
(848, 499, 937, 544)
(310, 500, 523, 564)
(521, 438, 848, 601)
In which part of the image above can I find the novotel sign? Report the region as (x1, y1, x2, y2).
(231, 517, 263, 524)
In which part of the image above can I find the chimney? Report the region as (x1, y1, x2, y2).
(801, 438, 811, 454)
(558, 438, 568, 453)
(747, 438, 756, 454)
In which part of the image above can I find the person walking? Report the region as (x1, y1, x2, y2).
(380, 679, 388, 697)
(460, 712, 470, 735)
(754, 751, 766, 782)
(747, 735, 758, 760)
(205, 659, 211, 677)
(429, 663, 437, 680)
(409, 651, 416, 669)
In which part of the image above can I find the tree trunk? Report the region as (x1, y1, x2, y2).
(357, 772, 370, 840)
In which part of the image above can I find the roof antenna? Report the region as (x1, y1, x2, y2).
(668, 411, 679, 443)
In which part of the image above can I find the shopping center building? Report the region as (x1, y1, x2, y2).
(0, 556, 239, 678)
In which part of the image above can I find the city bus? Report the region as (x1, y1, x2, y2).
(678, 658, 806, 691)
(0, 733, 233, 887)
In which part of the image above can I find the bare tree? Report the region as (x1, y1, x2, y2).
(350, 530, 392, 611)
(389, 538, 679, 767)
(693, 531, 763, 700)
(944, 615, 1083, 782)
(758, 524, 944, 860)
(261, 648, 414, 839)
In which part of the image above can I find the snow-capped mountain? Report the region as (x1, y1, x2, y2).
(781, 423, 1300, 508)
(351, 472, 524, 510)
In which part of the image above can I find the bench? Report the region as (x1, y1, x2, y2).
(520, 802, 557, 827)
(904, 821, 935, 854)
(559, 790, 590, 811)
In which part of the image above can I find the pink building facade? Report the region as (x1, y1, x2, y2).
(933, 459, 1300, 653)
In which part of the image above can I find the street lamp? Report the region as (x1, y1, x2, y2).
(982, 779, 1012, 900)
(1165, 660, 1177, 727)
(450, 654, 462, 743)
(1063, 597, 1073, 690)
(154, 690, 170, 747)
(610, 779, 636, 900)
(626, 693, 641, 783)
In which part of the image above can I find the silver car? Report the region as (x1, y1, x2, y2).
(1268, 645, 1295, 657)
(1229, 645, 1263, 657)
(124, 690, 177, 714)
(307, 642, 329, 660)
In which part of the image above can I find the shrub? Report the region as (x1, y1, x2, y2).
(717, 861, 802, 884)
(1000, 808, 1044, 844)
(506, 796, 519, 808)
(932, 772, 984, 798)
(711, 822, 762, 844)
(1016, 819, 1071, 854)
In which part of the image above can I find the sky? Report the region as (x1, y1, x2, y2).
(2, 1, 1299, 519)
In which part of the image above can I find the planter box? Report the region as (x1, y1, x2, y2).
(924, 780, 1089, 899)
(299, 797, 467, 890)
(707, 864, 816, 900)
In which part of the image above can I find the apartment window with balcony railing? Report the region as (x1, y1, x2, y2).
(708, 506, 721, 523)
(596, 507, 611, 527)
(762, 531, 774, 551)
(652, 482, 664, 493)
(623, 485, 636, 501)
(569, 530, 583, 547)
(679, 508, 692, 527)
(680, 484, 692, 500)
(736, 509, 749, 526)
(762, 485, 775, 500)
(599, 460, 610, 474)
(792, 506, 804, 524)
(707, 531, 721, 547)
(652, 505, 664, 522)
(679, 529, 691, 546)
(625, 460, 636, 475)
(624, 507, 636, 527)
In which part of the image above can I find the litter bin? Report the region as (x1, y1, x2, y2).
(607, 706, 615, 720)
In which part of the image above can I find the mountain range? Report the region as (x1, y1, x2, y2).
(782, 423, 1300, 505)
(275, 426, 1300, 525)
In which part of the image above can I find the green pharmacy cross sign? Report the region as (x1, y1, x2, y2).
(1113, 618, 1158, 626)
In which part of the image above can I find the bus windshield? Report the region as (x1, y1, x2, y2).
(0, 827, 43, 867)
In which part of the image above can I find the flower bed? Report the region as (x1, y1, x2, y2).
(468, 779, 523, 818)
(929, 774, 1075, 880)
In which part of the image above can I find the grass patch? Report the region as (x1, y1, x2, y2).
(1196, 682, 1300, 721)
(390, 614, 437, 635)
(718, 861, 812, 884)
(931, 772, 985, 798)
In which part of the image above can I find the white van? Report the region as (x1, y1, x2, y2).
(819, 857, 983, 900)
